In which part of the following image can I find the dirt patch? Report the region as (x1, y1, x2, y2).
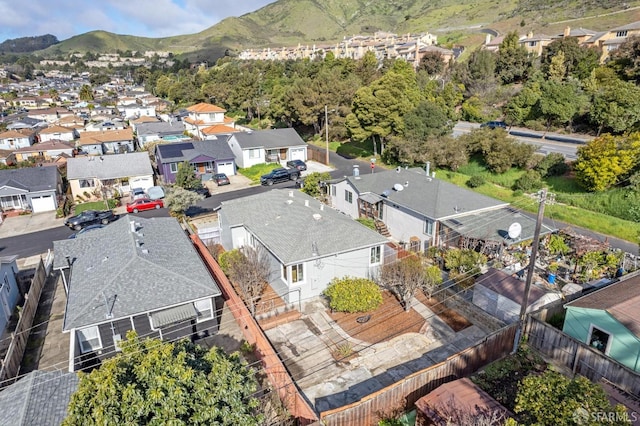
(328, 291, 425, 344)
(415, 291, 473, 332)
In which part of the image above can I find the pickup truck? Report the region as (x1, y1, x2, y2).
(260, 168, 300, 186)
(64, 209, 117, 231)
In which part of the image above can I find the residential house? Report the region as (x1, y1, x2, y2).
(563, 274, 640, 372)
(0, 166, 61, 212)
(53, 217, 223, 372)
(56, 114, 86, 131)
(67, 152, 153, 200)
(0, 129, 34, 151)
(129, 115, 160, 133)
(219, 189, 389, 304)
(226, 128, 307, 169)
(81, 119, 127, 133)
(27, 107, 74, 123)
(77, 128, 134, 155)
(136, 120, 188, 148)
(472, 268, 561, 324)
(12, 140, 74, 162)
(119, 103, 156, 119)
(15, 96, 40, 109)
(518, 31, 554, 56)
(329, 167, 518, 251)
(37, 124, 76, 143)
(415, 377, 513, 425)
(584, 21, 640, 61)
(201, 123, 239, 140)
(184, 102, 236, 139)
(7, 117, 47, 132)
(0, 370, 79, 425)
(551, 26, 598, 44)
(155, 140, 236, 183)
(0, 256, 20, 336)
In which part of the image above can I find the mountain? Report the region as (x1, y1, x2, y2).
(0, 34, 58, 53)
(40, 0, 640, 61)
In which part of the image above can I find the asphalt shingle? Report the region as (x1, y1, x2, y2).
(66, 152, 152, 180)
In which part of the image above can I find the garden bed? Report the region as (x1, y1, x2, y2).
(415, 291, 473, 332)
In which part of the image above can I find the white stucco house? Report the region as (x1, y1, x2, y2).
(218, 189, 389, 304)
(226, 128, 307, 169)
(0, 130, 34, 151)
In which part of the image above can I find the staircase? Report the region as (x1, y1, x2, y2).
(374, 219, 391, 237)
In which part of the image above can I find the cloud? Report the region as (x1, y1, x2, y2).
(0, 0, 274, 41)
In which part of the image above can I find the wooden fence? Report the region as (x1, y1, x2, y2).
(307, 144, 329, 165)
(0, 259, 47, 388)
(526, 316, 640, 397)
(318, 323, 518, 425)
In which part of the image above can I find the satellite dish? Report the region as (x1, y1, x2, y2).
(393, 183, 404, 191)
(508, 222, 522, 239)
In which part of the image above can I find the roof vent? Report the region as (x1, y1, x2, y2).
(141, 249, 149, 254)
(381, 190, 390, 198)
(405, 181, 409, 187)
(288, 190, 294, 197)
(286, 199, 293, 205)
(304, 200, 309, 207)
(320, 204, 324, 211)
(312, 213, 322, 221)
(393, 183, 404, 191)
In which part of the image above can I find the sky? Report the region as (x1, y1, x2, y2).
(0, 0, 275, 42)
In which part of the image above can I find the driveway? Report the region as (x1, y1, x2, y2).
(0, 212, 63, 239)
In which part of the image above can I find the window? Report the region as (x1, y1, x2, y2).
(170, 163, 178, 173)
(344, 190, 353, 204)
(194, 299, 213, 323)
(616, 30, 628, 37)
(529, 41, 537, 47)
(331, 185, 336, 197)
(424, 220, 434, 235)
(291, 263, 304, 283)
(282, 264, 288, 281)
(79, 179, 94, 188)
(370, 246, 381, 264)
(248, 149, 260, 159)
(588, 325, 611, 354)
(77, 326, 102, 353)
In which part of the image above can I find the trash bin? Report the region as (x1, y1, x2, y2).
(548, 273, 556, 284)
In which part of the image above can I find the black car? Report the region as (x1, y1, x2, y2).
(64, 210, 117, 231)
(286, 159, 307, 171)
(480, 121, 507, 130)
(190, 186, 211, 198)
(67, 224, 105, 239)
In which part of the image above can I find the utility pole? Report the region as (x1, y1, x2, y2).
(513, 188, 547, 353)
(325, 105, 329, 165)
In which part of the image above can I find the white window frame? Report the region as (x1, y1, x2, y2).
(370, 246, 381, 265)
(345, 190, 353, 204)
(194, 299, 213, 323)
(291, 263, 304, 284)
(331, 185, 336, 197)
(424, 219, 434, 235)
(77, 326, 102, 354)
(79, 179, 94, 188)
(170, 163, 178, 173)
(248, 148, 260, 159)
(588, 324, 613, 355)
(616, 30, 628, 37)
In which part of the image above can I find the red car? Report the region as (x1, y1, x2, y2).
(126, 198, 164, 213)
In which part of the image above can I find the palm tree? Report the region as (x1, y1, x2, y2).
(79, 84, 94, 101)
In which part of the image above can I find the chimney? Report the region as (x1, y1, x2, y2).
(564, 26, 570, 37)
(485, 34, 492, 45)
(527, 31, 533, 39)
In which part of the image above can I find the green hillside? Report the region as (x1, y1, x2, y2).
(39, 0, 640, 60)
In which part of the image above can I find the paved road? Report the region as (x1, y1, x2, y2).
(452, 121, 589, 160)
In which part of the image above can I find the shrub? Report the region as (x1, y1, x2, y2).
(218, 249, 244, 275)
(535, 152, 568, 177)
(466, 175, 486, 188)
(324, 276, 383, 313)
(513, 170, 543, 192)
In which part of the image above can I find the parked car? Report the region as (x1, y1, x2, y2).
(190, 186, 211, 197)
(131, 187, 147, 200)
(480, 121, 507, 130)
(65, 210, 117, 231)
(286, 159, 307, 171)
(213, 173, 230, 186)
(67, 224, 105, 239)
(126, 198, 164, 213)
(260, 168, 300, 186)
(146, 186, 165, 200)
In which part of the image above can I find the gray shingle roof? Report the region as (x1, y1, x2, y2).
(220, 189, 388, 265)
(0, 370, 79, 426)
(136, 120, 186, 136)
(0, 166, 58, 192)
(54, 217, 221, 330)
(66, 152, 153, 180)
(156, 140, 235, 163)
(230, 128, 307, 149)
(347, 168, 507, 220)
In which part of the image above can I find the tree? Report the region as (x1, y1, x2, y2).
(547, 50, 567, 81)
(607, 35, 640, 83)
(63, 332, 262, 425)
(403, 99, 452, 140)
(455, 49, 497, 96)
(79, 84, 93, 101)
(573, 133, 640, 191)
(301, 171, 331, 198)
(515, 370, 628, 426)
(541, 37, 599, 80)
(495, 31, 532, 84)
(175, 161, 200, 190)
(537, 79, 586, 132)
(589, 78, 640, 135)
(379, 256, 442, 311)
(417, 51, 445, 75)
(443, 248, 486, 289)
(324, 276, 383, 313)
(226, 246, 272, 316)
(164, 186, 203, 217)
(504, 80, 542, 126)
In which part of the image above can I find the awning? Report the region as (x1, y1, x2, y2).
(360, 193, 383, 204)
(150, 303, 197, 328)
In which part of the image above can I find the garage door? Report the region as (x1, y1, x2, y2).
(216, 161, 235, 176)
(30, 195, 56, 212)
(290, 148, 306, 161)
